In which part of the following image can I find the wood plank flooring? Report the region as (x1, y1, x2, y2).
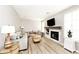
(19, 37, 76, 54)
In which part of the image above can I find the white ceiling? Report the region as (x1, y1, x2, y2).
(12, 5, 71, 21)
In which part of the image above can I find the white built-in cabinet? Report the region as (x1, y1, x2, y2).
(64, 8, 79, 52)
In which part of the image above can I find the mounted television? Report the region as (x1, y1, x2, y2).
(47, 18, 55, 26)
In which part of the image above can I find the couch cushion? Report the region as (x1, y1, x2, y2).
(0, 34, 5, 49)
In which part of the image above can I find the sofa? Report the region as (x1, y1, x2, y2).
(0, 34, 5, 49)
(18, 33, 28, 50)
(11, 32, 28, 50)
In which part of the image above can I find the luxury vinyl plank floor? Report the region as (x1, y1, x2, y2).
(19, 37, 74, 54)
(44, 37, 70, 54)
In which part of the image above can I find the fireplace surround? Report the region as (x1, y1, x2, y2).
(49, 29, 61, 42)
(45, 26, 63, 45)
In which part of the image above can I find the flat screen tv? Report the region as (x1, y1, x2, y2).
(47, 18, 55, 26)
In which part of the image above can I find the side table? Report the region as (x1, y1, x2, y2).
(0, 42, 19, 54)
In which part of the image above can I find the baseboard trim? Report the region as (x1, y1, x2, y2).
(19, 49, 27, 52)
(45, 37, 64, 47)
(64, 48, 75, 53)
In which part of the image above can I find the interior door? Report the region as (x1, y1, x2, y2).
(64, 12, 72, 38)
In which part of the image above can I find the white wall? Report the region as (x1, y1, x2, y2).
(44, 6, 79, 44)
(0, 6, 21, 49)
(21, 19, 41, 32)
(53, 6, 79, 44)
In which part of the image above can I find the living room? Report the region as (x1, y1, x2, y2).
(0, 5, 79, 54)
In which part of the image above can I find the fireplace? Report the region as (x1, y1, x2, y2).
(51, 31, 59, 41)
(45, 26, 63, 45)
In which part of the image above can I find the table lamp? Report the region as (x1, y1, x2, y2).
(1, 25, 15, 48)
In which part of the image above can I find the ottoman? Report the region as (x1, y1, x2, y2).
(32, 34, 41, 43)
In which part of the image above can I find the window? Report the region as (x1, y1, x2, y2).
(41, 21, 45, 32)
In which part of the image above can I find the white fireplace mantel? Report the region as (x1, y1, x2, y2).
(49, 29, 62, 44)
(45, 27, 64, 45)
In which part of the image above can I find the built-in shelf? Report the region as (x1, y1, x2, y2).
(45, 26, 62, 30)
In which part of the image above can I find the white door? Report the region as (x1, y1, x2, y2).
(64, 12, 72, 38)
